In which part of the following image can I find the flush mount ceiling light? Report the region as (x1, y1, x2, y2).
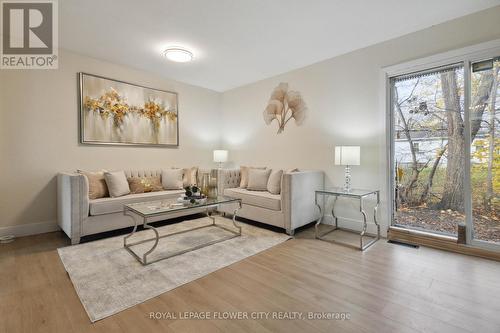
(162, 47, 193, 63)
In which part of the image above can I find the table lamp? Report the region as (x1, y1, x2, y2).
(335, 146, 360, 192)
(213, 150, 228, 169)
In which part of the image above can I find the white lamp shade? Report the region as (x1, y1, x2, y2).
(213, 150, 228, 163)
(335, 146, 360, 166)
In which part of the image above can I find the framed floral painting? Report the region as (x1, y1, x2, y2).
(79, 73, 179, 147)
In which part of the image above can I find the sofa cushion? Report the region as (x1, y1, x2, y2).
(78, 170, 109, 199)
(161, 169, 184, 190)
(239, 166, 266, 188)
(224, 188, 281, 211)
(267, 169, 283, 194)
(128, 176, 163, 194)
(89, 190, 184, 216)
(104, 171, 131, 197)
(247, 169, 272, 191)
(182, 167, 198, 187)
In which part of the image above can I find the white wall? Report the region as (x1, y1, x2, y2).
(220, 6, 500, 235)
(0, 50, 222, 234)
(2, 6, 500, 237)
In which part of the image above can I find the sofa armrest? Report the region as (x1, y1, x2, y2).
(217, 169, 241, 194)
(282, 170, 324, 231)
(57, 172, 89, 244)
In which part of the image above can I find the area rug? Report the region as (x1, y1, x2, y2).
(58, 217, 290, 322)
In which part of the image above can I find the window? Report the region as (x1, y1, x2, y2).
(392, 65, 464, 236)
(388, 43, 500, 250)
(412, 142, 420, 154)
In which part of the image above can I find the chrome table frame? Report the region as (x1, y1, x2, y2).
(123, 199, 242, 265)
(315, 189, 380, 251)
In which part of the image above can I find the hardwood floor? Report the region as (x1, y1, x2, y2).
(1, 225, 500, 333)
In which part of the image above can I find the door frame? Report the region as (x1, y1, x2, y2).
(381, 38, 500, 251)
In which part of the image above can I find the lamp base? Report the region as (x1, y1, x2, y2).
(343, 165, 352, 192)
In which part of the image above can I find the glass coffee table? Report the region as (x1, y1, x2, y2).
(123, 196, 242, 265)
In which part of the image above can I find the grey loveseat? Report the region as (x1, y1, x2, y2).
(217, 169, 324, 235)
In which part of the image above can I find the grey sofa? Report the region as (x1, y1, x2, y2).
(218, 169, 324, 235)
(57, 169, 207, 244)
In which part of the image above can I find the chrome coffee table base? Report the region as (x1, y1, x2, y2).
(124, 200, 242, 265)
(315, 189, 380, 251)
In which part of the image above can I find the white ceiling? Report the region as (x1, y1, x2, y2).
(60, 0, 500, 92)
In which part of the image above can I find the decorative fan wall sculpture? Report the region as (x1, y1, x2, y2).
(263, 82, 307, 134)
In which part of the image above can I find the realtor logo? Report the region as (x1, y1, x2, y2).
(1, 0, 58, 69)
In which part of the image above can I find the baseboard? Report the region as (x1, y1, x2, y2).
(388, 226, 500, 261)
(0, 220, 60, 238)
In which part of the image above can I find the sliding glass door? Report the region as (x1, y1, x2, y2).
(470, 58, 500, 246)
(390, 55, 500, 249)
(392, 65, 465, 236)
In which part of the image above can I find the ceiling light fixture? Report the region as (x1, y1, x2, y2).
(162, 47, 193, 63)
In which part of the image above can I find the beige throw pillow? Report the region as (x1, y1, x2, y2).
(104, 171, 131, 197)
(239, 166, 266, 188)
(78, 170, 109, 199)
(171, 167, 198, 186)
(183, 167, 198, 187)
(247, 169, 272, 191)
(267, 169, 283, 194)
(162, 169, 184, 190)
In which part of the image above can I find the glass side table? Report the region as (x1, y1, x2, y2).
(315, 188, 380, 251)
